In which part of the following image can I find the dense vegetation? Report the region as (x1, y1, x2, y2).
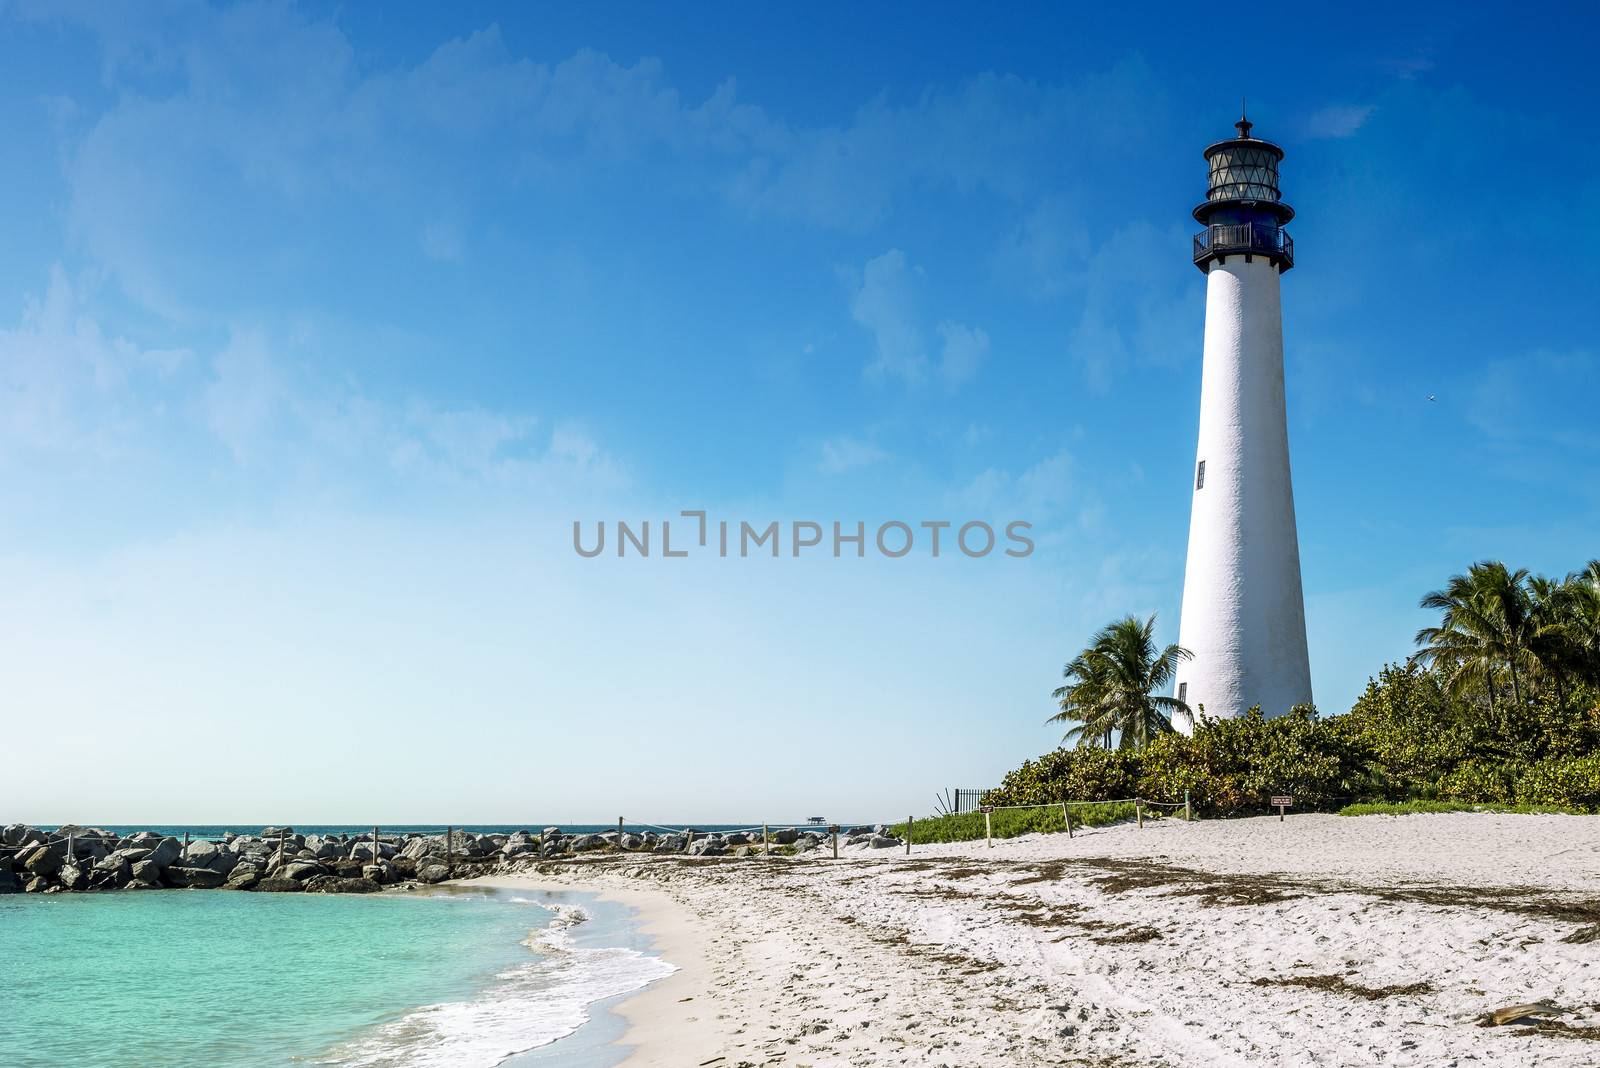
(985, 560, 1600, 817)
(889, 802, 1144, 845)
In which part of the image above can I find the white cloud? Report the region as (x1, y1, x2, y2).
(851, 249, 926, 384)
(937, 322, 989, 390)
(818, 435, 889, 474)
(1304, 105, 1376, 140)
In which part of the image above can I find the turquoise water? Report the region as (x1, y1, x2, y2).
(0, 887, 671, 1067)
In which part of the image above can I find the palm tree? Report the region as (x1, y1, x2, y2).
(1539, 560, 1600, 688)
(1414, 561, 1535, 712)
(1049, 615, 1192, 749)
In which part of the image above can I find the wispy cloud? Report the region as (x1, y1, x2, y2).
(1303, 104, 1376, 140)
(818, 435, 890, 474)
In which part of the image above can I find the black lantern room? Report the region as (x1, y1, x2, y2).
(1192, 112, 1295, 273)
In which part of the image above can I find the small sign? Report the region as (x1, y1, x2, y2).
(978, 805, 995, 814)
(1271, 795, 1292, 807)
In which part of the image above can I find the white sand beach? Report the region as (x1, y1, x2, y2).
(477, 813, 1600, 1066)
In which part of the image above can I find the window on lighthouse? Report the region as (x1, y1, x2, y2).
(1196, 460, 1206, 490)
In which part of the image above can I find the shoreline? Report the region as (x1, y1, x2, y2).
(464, 873, 727, 1067)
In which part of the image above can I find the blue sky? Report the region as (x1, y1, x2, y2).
(3, 2, 1597, 823)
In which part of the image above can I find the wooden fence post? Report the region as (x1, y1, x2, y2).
(1136, 799, 1144, 829)
(446, 825, 454, 876)
(831, 825, 838, 859)
(906, 816, 913, 856)
(279, 829, 286, 867)
(372, 826, 379, 865)
(183, 831, 189, 852)
(1184, 790, 1192, 822)
(1062, 801, 1073, 839)
(984, 809, 992, 848)
(763, 823, 770, 856)
(685, 828, 694, 854)
(618, 817, 625, 851)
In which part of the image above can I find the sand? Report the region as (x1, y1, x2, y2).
(478, 813, 1600, 1066)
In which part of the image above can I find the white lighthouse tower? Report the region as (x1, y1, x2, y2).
(1173, 112, 1312, 731)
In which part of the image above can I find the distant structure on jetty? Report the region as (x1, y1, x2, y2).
(1174, 111, 1313, 729)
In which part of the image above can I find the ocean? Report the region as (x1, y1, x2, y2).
(0, 884, 673, 1067)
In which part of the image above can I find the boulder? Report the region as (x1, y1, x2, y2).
(361, 862, 395, 885)
(260, 827, 294, 839)
(416, 863, 449, 884)
(570, 834, 607, 852)
(57, 862, 88, 890)
(725, 832, 754, 846)
(501, 842, 534, 859)
(24, 876, 50, 893)
(868, 835, 901, 849)
(772, 828, 800, 845)
(654, 834, 685, 853)
(254, 877, 303, 892)
(147, 837, 183, 869)
(793, 837, 818, 853)
(845, 826, 872, 837)
(313, 841, 342, 861)
(131, 859, 162, 885)
(0, 865, 18, 893)
(305, 875, 382, 894)
(223, 866, 261, 891)
(688, 838, 727, 857)
(1, 823, 28, 847)
(182, 839, 221, 868)
(282, 860, 324, 881)
(618, 834, 644, 851)
(166, 866, 226, 889)
(20, 844, 62, 878)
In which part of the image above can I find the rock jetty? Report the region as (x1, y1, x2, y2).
(0, 823, 903, 894)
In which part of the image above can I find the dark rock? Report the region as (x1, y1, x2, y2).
(772, 828, 800, 845)
(24, 876, 49, 893)
(167, 866, 226, 889)
(223, 867, 261, 891)
(653, 834, 685, 853)
(305, 875, 382, 894)
(868, 835, 901, 849)
(0, 865, 19, 893)
(131, 859, 162, 885)
(182, 840, 226, 871)
(282, 860, 324, 881)
(20, 845, 62, 878)
(260, 827, 294, 839)
(570, 834, 607, 852)
(416, 863, 449, 884)
(147, 837, 183, 869)
(58, 863, 89, 891)
(391, 856, 417, 879)
(254, 877, 303, 892)
(688, 838, 727, 857)
(1, 823, 28, 847)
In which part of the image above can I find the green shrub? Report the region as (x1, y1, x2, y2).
(890, 802, 1143, 844)
(1338, 800, 1583, 816)
(1514, 753, 1600, 810)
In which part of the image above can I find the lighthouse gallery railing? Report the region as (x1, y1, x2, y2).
(1192, 222, 1294, 269)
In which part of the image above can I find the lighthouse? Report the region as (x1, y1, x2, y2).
(1173, 112, 1312, 731)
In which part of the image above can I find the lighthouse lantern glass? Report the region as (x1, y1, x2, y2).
(1206, 145, 1281, 202)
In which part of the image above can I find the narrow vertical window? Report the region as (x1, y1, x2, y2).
(1195, 460, 1206, 490)
(1178, 682, 1188, 705)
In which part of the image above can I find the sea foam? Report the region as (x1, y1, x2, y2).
(317, 899, 674, 1067)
